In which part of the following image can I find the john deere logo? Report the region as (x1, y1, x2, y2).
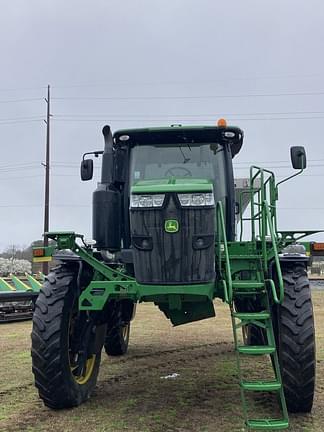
(165, 219, 179, 233)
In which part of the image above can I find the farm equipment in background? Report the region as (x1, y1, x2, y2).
(31, 122, 323, 430)
(0, 273, 42, 322)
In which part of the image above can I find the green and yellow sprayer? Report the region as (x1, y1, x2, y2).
(30, 120, 324, 429)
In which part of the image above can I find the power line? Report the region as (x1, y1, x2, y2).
(52, 90, 324, 102)
(234, 164, 324, 170)
(53, 110, 324, 118)
(1, 173, 324, 181)
(0, 115, 44, 121)
(50, 74, 324, 89)
(0, 204, 323, 210)
(0, 204, 90, 208)
(0, 161, 40, 168)
(278, 207, 324, 210)
(0, 166, 43, 173)
(0, 119, 43, 125)
(0, 97, 43, 104)
(234, 159, 324, 165)
(0, 86, 46, 93)
(2, 162, 322, 172)
(51, 116, 324, 123)
(0, 174, 79, 180)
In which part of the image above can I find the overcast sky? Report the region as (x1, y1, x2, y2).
(0, 0, 324, 250)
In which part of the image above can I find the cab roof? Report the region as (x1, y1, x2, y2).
(113, 125, 244, 158)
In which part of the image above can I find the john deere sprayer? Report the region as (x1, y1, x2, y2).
(31, 123, 320, 430)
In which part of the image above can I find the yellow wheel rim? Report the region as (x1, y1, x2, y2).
(71, 354, 96, 385)
(122, 324, 129, 339)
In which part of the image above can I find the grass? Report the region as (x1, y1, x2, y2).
(0, 291, 323, 431)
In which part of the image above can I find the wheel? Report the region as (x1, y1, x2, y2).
(104, 322, 130, 356)
(273, 262, 315, 413)
(31, 265, 103, 409)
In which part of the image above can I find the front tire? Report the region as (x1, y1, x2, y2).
(31, 265, 102, 409)
(274, 262, 316, 413)
(104, 322, 130, 356)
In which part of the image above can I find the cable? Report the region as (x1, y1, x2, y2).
(0, 97, 43, 104)
(0, 204, 89, 208)
(52, 90, 324, 102)
(0, 115, 44, 121)
(0, 204, 323, 210)
(50, 74, 323, 89)
(0, 119, 43, 125)
(278, 207, 324, 210)
(51, 116, 324, 123)
(234, 159, 324, 165)
(0, 86, 47, 92)
(53, 110, 324, 118)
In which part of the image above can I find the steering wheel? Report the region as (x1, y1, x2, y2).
(165, 166, 192, 177)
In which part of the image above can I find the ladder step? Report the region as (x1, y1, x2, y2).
(234, 291, 265, 296)
(246, 419, 289, 430)
(232, 281, 264, 289)
(226, 254, 261, 260)
(233, 311, 270, 320)
(240, 380, 281, 391)
(237, 345, 275, 355)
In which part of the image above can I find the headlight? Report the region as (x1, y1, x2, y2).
(130, 194, 165, 208)
(178, 193, 215, 207)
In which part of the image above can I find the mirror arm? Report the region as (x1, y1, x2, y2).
(276, 168, 303, 189)
(82, 150, 104, 161)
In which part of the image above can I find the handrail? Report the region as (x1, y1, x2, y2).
(236, 165, 283, 304)
(216, 201, 233, 304)
(251, 166, 277, 237)
(262, 201, 284, 304)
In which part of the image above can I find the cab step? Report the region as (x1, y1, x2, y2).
(232, 281, 264, 289)
(226, 254, 261, 260)
(246, 419, 289, 430)
(233, 291, 266, 296)
(233, 311, 270, 320)
(237, 345, 276, 355)
(240, 380, 281, 391)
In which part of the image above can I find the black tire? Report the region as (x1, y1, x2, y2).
(104, 322, 130, 356)
(243, 324, 266, 346)
(31, 265, 102, 409)
(274, 262, 316, 413)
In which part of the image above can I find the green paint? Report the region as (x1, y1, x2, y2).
(44, 156, 320, 430)
(25, 274, 42, 292)
(0, 278, 15, 292)
(131, 178, 213, 194)
(78, 279, 214, 311)
(10, 275, 32, 292)
(164, 219, 179, 233)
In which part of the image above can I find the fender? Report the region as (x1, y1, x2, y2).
(278, 243, 310, 265)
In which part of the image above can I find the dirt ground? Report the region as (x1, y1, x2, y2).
(0, 291, 323, 432)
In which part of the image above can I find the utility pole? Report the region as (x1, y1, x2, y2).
(43, 85, 50, 274)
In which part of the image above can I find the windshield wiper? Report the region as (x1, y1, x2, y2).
(179, 142, 191, 163)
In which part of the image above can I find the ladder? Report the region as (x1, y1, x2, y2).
(230, 278, 289, 430)
(216, 200, 289, 429)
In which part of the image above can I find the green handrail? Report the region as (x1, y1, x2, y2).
(216, 201, 232, 303)
(240, 166, 277, 242)
(262, 201, 284, 304)
(237, 166, 283, 304)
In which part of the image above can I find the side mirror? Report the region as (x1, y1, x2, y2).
(80, 159, 93, 181)
(290, 146, 307, 170)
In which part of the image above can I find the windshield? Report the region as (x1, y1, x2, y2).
(129, 143, 227, 203)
